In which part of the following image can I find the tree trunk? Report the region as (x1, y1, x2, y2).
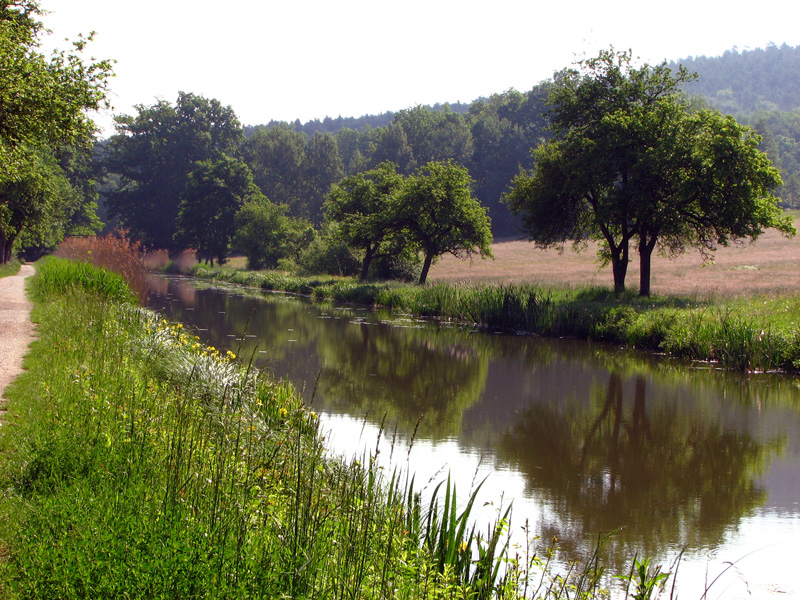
(1, 232, 15, 264)
(638, 232, 658, 297)
(610, 243, 629, 294)
(360, 246, 374, 281)
(418, 252, 433, 285)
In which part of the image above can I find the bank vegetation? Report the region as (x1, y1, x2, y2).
(192, 263, 800, 373)
(1, 251, 673, 599)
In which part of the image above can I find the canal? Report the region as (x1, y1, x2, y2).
(147, 275, 800, 598)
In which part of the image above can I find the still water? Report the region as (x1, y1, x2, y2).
(147, 275, 800, 598)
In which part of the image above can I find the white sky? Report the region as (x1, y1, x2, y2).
(40, 0, 800, 136)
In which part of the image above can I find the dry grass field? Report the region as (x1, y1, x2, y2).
(429, 227, 800, 299)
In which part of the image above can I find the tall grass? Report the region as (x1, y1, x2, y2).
(31, 256, 136, 304)
(3, 259, 645, 599)
(55, 231, 150, 302)
(191, 265, 800, 372)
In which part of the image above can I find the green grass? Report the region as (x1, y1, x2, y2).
(192, 266, 800, 372)
(30, 256, 137, 304)
(2, 258, 648, 599)
(0, 258, 22, 279)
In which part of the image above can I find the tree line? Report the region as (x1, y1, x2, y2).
(2, 3, 793, 297)
(671, 44, 800, 206)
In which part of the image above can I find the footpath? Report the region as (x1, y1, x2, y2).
(0, 265, 36, 410)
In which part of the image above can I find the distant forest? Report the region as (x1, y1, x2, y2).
(100, 44, 800, 243)
(250, 44, 800, 228)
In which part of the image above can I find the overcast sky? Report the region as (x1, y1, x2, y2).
(41, 0, 800, 135)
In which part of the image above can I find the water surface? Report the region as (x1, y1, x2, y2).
(147, 276, 800, 598)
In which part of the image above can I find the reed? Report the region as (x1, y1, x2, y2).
(54, 231, 150, 302)
(29, 256, 136, 303)
(190, 266, 800, 372)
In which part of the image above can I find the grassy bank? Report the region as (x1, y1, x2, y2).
(2, 257, 652, 599)
(192, 265, 800, 372)
(0, 259, 21, 279)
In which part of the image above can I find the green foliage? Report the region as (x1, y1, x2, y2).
(28, 256, 136, 303)
(303, 131, 344, 224)
(505, 48, 793, 296)
(674, 43, 800, 114)
(325, 160, 492, 284)
(398, 160, 493, 284)
(0, 256, 20, 278)
(0, 2, 112, 180)
(0, 2, 111, 263)
(1, 146, 104, 263)
(746, 109, 800, 208)
(102, 92, 243, 249)
(241, 124, 306, 209)
(296, 222, 361, 277)
(616, 557, 670, 600)
(174, 156, 258, 265)
(324, 161, 406, 280)
(233, 197, 314, 270)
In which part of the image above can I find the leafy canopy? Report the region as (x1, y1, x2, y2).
(103, 93, 243, 249)
(174, 156, 258, 266)
(324, 161, 405, 280)
(397, 160, 493, 285)
(0, 0, 112, 262)
(505, 48, 794, 296)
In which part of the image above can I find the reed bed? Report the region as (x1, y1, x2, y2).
(191, 265, 800, 372)
(2, 258, 646, 599)
(54, 232, 150, 302)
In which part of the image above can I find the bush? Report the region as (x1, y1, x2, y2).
(233, 199, 314, 270)
(297, 233, 360, 277)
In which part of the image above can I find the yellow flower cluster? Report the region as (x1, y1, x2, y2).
(150, 318, 237, 361)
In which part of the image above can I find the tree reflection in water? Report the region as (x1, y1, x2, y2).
(148, 276, 799, 586)
(498, 371, 782, 570)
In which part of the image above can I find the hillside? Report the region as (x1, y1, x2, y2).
(671, 43, 800, 114)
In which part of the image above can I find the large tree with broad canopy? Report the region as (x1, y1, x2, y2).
(504, 49, 794, 296)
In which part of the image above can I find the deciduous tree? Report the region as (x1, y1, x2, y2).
(173, 156, 257, 265)
(397, 160, 493, 285)
(103, 93, 242, 249)
(505, 49, 794, 296)
(0, 0, 112, 262)
(324, 162, 404, 280)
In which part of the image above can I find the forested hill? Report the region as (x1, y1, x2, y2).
(244, 102, 473, 138)
(251, 45, 800, 138)
(670, 43, 800, 114)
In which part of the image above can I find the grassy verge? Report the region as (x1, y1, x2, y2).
(192, 265, 800, 372)
(0, 257, 644, 599)
(0, 259, 21, 279)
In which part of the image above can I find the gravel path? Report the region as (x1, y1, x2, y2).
(0, 264, 36, 406)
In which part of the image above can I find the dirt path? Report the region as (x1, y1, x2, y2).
(0, 264, 36, 407)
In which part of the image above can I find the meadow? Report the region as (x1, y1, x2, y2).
(430, 227, 800, 299)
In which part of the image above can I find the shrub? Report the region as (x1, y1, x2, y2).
(297, 234, 360, 277)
